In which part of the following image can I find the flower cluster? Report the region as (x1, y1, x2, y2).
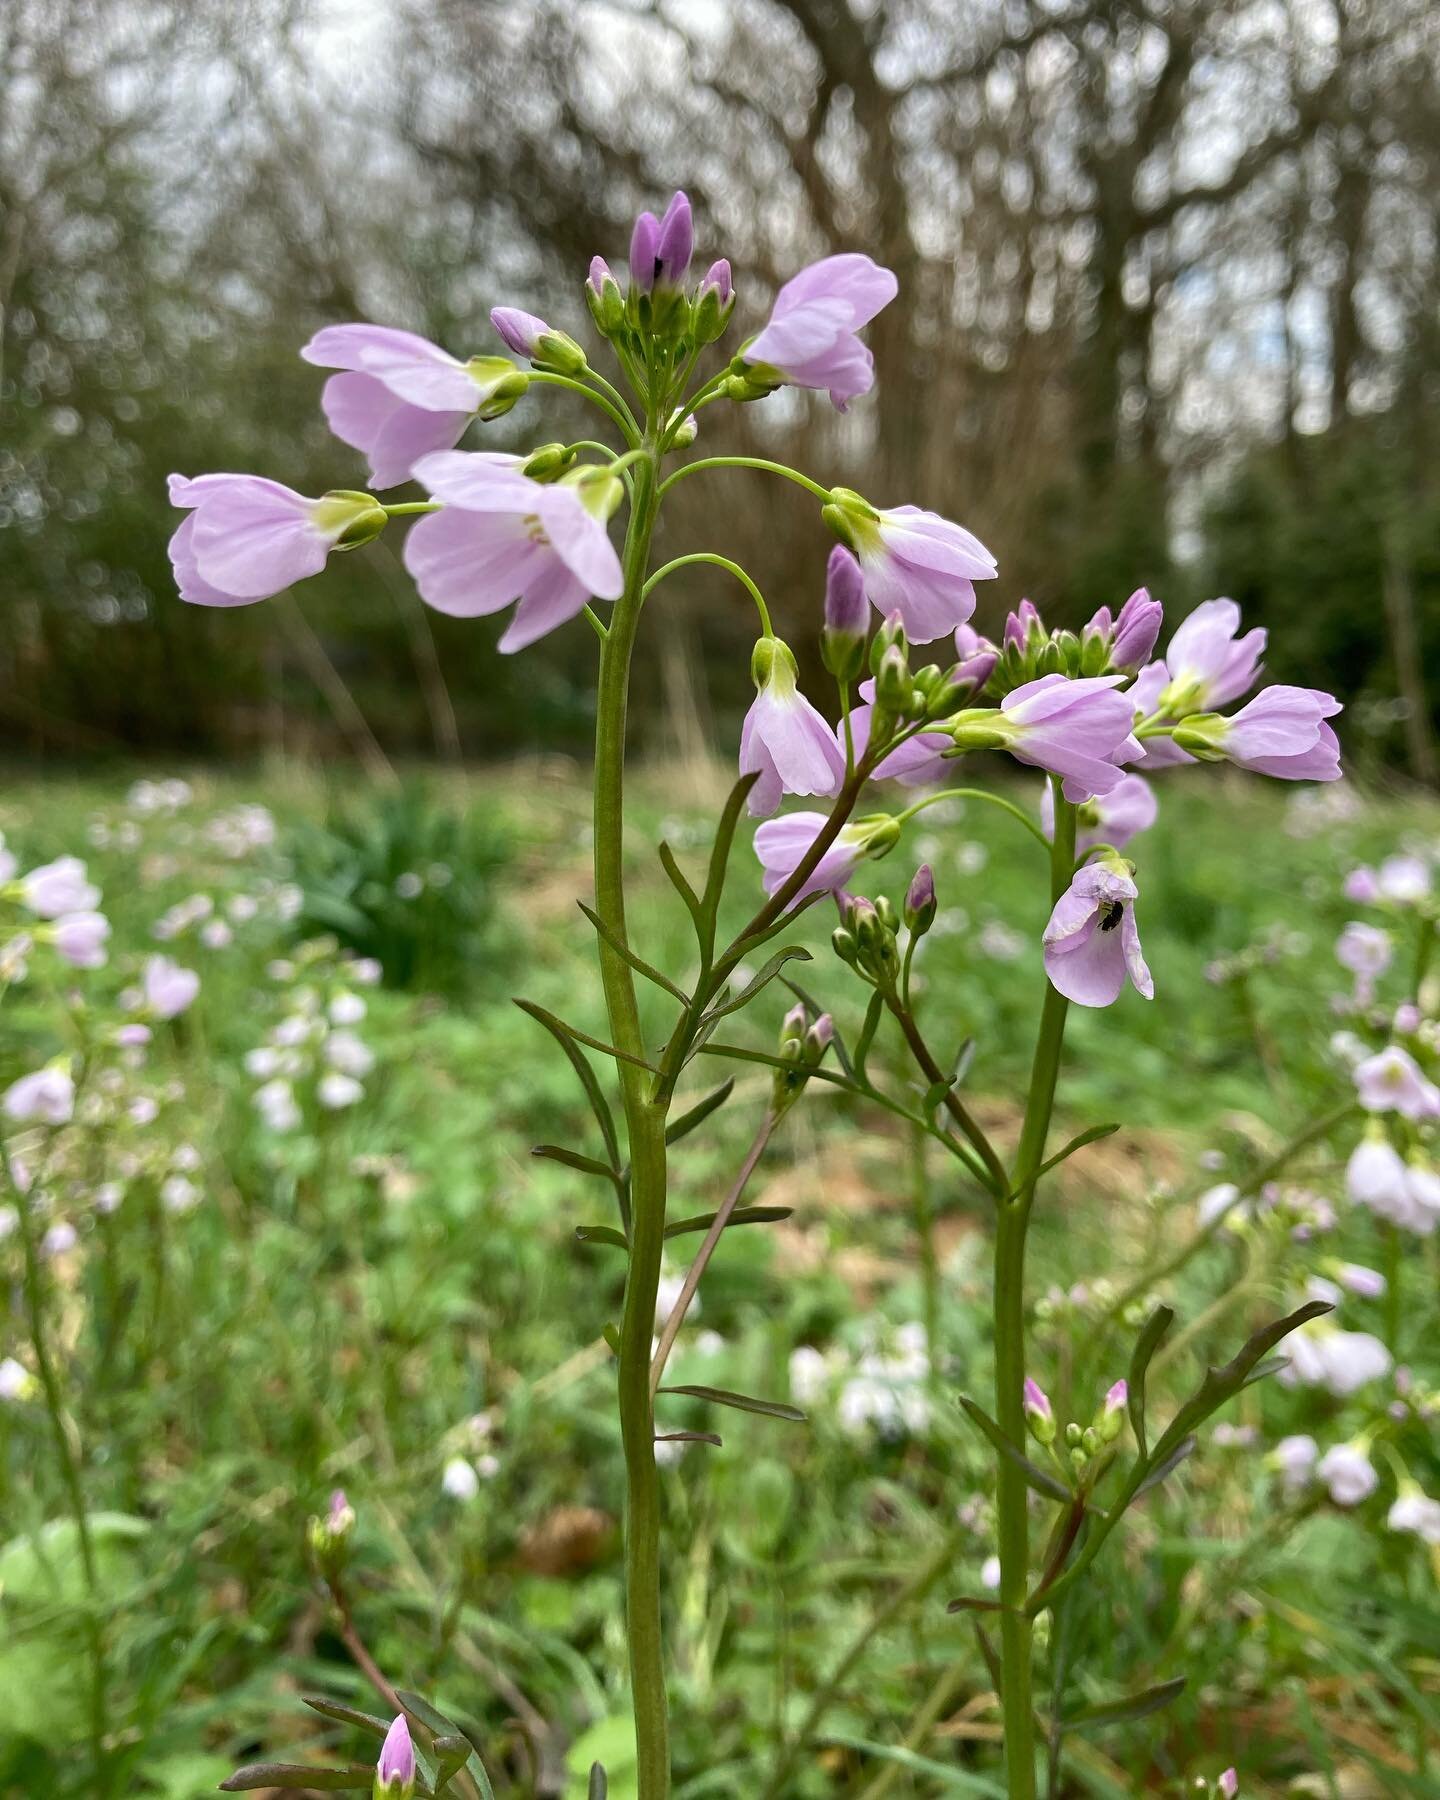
(243, 939, 381, 1131)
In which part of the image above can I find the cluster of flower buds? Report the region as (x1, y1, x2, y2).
(772, 1003, 833, 1114)
(832, 891, 902, 987)
(862, 612, 989, 748)
(585, 192, 734, 353)
(1024, 1377, 1127, 1473)
(978, 592, 1163, 698)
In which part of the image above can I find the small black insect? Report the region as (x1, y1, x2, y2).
(1098, 900, 1125, 932)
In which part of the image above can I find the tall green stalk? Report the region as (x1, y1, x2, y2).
(993, 776, 1075, 1795)
(590, 449, 672, 1797)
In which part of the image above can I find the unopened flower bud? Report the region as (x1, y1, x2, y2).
(874, 895, 899, 935)
(521, 442, 578, 481)
(949, 708, 1012, 752)
(586, 256, 625, 336)
(1069, 1444, 1088, 1471)
(1064, 1421, 1083, 1447)
(1023, 1377, 1055, 1446)
(821, 546, 869, 682)
(1108, 588, 1163, 671)
(1081, 1426, 1100, 1455)
(1097, 1379, 1128, 1443)
(832, 926, 859, 966)
(461, 355, 530, 421)
(491, 306, 589, 376)
(875, 644, 912, 714)
(778, 1003, 807, 1049)
(804, 1014, 834, 1063)
(668, 410, 698, 448)
(1004, 600, 1044, 651)
(1217, 1770, 1238, 1799)
(904, 865, 937, 937)
(375, 1715, 416, 1800)
(693, 259, 734, 344)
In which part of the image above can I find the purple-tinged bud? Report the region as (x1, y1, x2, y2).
(779, 1002, 807, 1048)
(1023, 1377, 1056, 1445)
(586, 256, 625, 334)
(1097, 1379, 1127, 1442)
(375, 1715, 415, 1799)
(804, 1013, 834, 1063)
(1108, 587, 1163, 671)
(629, 211, 661, 295)
(694, 258, 734, 344)
(875, 643, 911, 713)
(327, 1488, 355, 1536)
(1218, 1771, 1238, 1799)
(491, 306, 588, 377)
(655, 190, 694, 286)
(821, 546, 869, 682)
(1004, 600, 1043, 651)
(904, 864, 937, 937)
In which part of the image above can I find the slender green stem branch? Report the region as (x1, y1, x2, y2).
(591, 448, 671, 1797)
(657, 455, 833, 503)
(650, 1111, 775, 1397)
(381, 500, 441, 516)
(887, 998, 1008, 1196)
(530, 370, 639, 442)
(896, 786, 1050, 852)
(644, 553, 773, 636)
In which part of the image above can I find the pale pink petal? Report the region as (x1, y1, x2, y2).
(402, 509, 546, 617)
(301, 323, 478, 412)
(322, 372, 468, 489)
(536, 486, 624, 599)
(499, 557, 591, 652)
(188, 477, 332, 597)
(410, 450, 531, 510)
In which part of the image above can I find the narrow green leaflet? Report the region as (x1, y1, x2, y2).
(696, 946, 813, 1029)
(663, 1204, 791, 1239)
(577, 900, 689, 1002)
(1126, 1304, 1175, 1458)
(1150, 1299, 1332, 1462)
(395, 1690, 497, 1800)
(658, 1384, 806, 1422)
(301, 1696, 391, 1736)
(532, 1144, 622, 1184)
(512, 1001, 620, 1167)
(698, 773, 760, 949)
(514, 998, 659, 1075)
(575, 1224, 628, 1249)
(1063, 1676, 1187, 1730)
(220, 1769, 377, 1792)
(658, 841, 705, 937)
(666, 1078, 735, 1144)
(1002, 1124, 1120, 1200)
(588, 1765, 608, 1800)
(957, 1394, 1072, 1502)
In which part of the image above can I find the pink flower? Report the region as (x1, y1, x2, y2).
(51, 912, 110, 970)
(1042, 862, 1154, 1008)
(1042, 772, 1156, 852)
(1211, 686, 1342, 782)
(754, 812, 896, 907)
(740, 639, 846, 817)
(743, 254, 898, 409)
(3, 1066, 74, 1125)
(1218, 1769, 1238, 1798)
(404, 452, 624, 652)
(1344, 866, 1382, 903)
(840, 502, 998, 643)
(1164, 598, 1266, 710)
(1335, 922, 1391, 983)
(168, 474, 381, 605)
(302, 323, 525, 489)
(630, 192, 693, 293)
(143, 955, 200, 1021)
(1127, 661, 1193, 768)
(20, 856, 100, 918)
(376, 1714, 416, 1797)
(993, 676, 1139, 802)
(1353, 1045, 1440, 1119)
(843, 679, 950, 786)
(1095, 588, 1163, 671)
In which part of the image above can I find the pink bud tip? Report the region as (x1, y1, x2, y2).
(378, 1715, 415, 1785)
(1105, 1379, 1128, 1412)
(1023, 1377, 1051, 1417)
(1218, 1771, 1238, 1798)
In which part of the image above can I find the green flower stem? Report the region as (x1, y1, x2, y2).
(643, 553, 773, 636)
(993, 775, 1076, 1798)
(588, 367, 644, 437)
(886, 997, 1009, 1197)
(530, 370, 639, 443)
(381, 501, 441, 516)
(2, 1138, 111, 1792)
(896, 785, 1051, 852)
(657, 454, 834, 503)
(591, 449, 671, 1798)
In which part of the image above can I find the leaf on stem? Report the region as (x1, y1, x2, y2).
(1002, 1123, 1119, 1200)
(1150, 1299, 1331, 1460)
(659, 1383, 806, 1422)
(513, 1002, 619, 1167)
(699, 773, 760, 946)
(1134, 1433, 1197, 1496)
(1062, 1676, 1187, 1730)
(666, 1078, 735, 1144)
(588, 1765, 608, 1800)
(696, 946, 813, 1029)
(656, 1429, 722, 1446)
(395, 1690, 496, 1800)
(663, 1204, 791, 1239)
(658, 841, 705, 937)
(1126, 1304, 1175, 1458)
(514, 998, 659, 1075)
(220, 1769, 377, 1792)
(574, 1224, 628, 1249)
(577, 901, 689, 1002)
(301, 1696, 391, 1735)
(852, 990, 886, 1080)
(945, 1594, 1008, 1614)
(533, 1144, 623, 1185)
(956, 1395, 1072, 1502)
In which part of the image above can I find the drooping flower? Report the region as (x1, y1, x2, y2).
(1353, 1045, 1440, 1119)
(1190, 686, 1343, 782)
(143, 955, 200, 1021)
(168, 474, 384, 605)
(742, 254, 898, 409)
(1334, 1261, 1386, 1298)
(827, 494, 997, 641)
(20, 856, 100, 918)
(753, 812, 898, 906)
(1317, 1440, 1377, 1506)
(740, 638, 846, 817)
(1377, 853, 1432, 902)
(1335, 922, 1391, 984)
(1343, 866, 1381, 903)
(318, 1071, 364, 1110)
(968, 675, 1139, 802)
(376, 1714, 417, 1798)
(1345, 1133, 1413, 1223)
(1161, 598, 1266, 711)
(254, 1078, 301, 1132)
(1388, 1486, 1440, 1545)
(302, 323, 526, 489)
(1042, 860, 1153, 1007)
(1281, 1324, 1391, 1397)
(404, 452, 624, 652)
(3, 1066, 74, 1124)
(1273, 1433, 1318, 1494)
(1042, 771, 1156, 852)
(51, 912, 110, 970)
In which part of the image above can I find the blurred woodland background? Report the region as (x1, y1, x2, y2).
(3, 0, 1438, 778)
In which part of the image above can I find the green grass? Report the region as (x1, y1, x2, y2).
(1, 759, 1437, 1799)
